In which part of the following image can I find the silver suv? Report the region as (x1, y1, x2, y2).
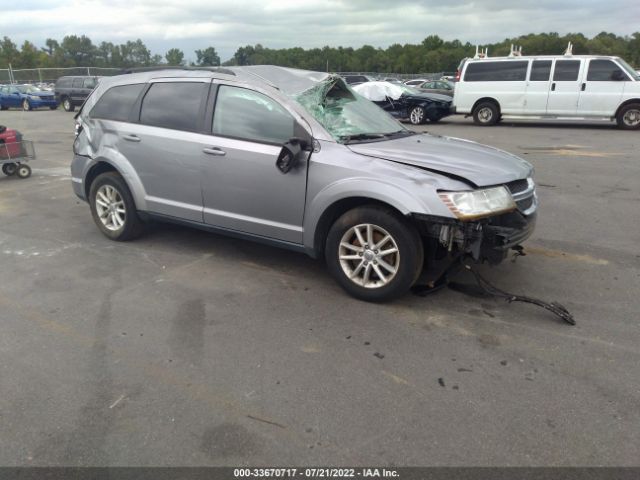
(72, 66, 537, 301)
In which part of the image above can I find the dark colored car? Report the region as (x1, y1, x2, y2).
(0, 84, 58, 111)
(55, 76, 99, 112)
(417, 80, 455, 97)
(353, 81, 452, 124)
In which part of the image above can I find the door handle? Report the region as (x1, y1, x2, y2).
(581, 83, 586, 91)
(203, 147, 226, 156)
(123, 134, 140, 142)
(551, 82, 556, 91)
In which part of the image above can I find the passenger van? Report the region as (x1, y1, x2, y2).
(453, 54, 640, 129)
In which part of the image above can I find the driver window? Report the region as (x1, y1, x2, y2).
(212, 86, 295, 145)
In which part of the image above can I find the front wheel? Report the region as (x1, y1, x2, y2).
(16, 164, 31, 179)
(89, 172, 144, 241)
(409, 106, 426, 125)
(22, 99, 31, 111)
(472, 101, 499, 126)
(616, 103, 640, 130)
(62, 97, 74, 112)
(325, 206, 424, 302)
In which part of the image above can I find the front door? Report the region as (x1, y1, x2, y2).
(578, 59, 627, 116)
(201, 84, 308, 243)
(546, 59, 583, 115)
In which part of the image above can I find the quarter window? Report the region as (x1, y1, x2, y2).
(90, 84, 145, 122)
(530, 60, 552, 81)
(464, 61, 528, 81)
(212, 86, 294, 145)
(553, 60, 581, 81)
(587, 60, 627, 81)
(83, 78, 97, 89)
(140, 82, 206, 132)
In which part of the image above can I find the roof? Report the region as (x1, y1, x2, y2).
(465, 55, 621, 62)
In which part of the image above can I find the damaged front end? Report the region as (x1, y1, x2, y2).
(413, 178, 538, 285)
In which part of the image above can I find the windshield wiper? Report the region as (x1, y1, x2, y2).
(340, 133, 387, 144)
(383, 130, 417, 139)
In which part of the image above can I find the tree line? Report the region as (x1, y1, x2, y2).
(1, 32, 638, 73)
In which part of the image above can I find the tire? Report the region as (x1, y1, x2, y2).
(616, 103, 640, 130)
(325, 206, 424, 302)
(62, 97, 75, 112)
(22, 99, 31, 111)
(472, 101, 499, 126)
(50, 106, 58, 110)
(89, 172, 144, 241)
(16, 164, 31, 179)
(2, 163, 17, 176)
(409, 106, 426, 125)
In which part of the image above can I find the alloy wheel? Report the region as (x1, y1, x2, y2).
(95, 185, 126, 231)
(623, 108, 640, 127)
(338, 223, 400, 289)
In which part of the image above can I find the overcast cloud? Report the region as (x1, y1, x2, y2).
(1, 0, 638, 62)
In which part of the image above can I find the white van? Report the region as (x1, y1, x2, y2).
(453, 55, 640, 129)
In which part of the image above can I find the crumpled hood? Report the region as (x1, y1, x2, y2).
(347, 133, 532, 187)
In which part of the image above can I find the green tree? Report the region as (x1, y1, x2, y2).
(165, 48, 184, 66)
(195, 47, 220, 66)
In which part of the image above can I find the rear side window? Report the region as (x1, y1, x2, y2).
(530, 60, 552, 81)
(553, 60, 581, 81)
(83, 78, 97, 89)
(464, 61, 528, 81)
(587, 60, 626, 81)
(90, 84, 145, 122)
(140, 82, 206, 132)
(72, 78, 83, 87)
(57, 78, 72, 88)
(212, 86, 294, 145)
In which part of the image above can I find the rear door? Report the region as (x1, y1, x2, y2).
(71, 78, 84, 105)
(546, 59, 583, 115)
(578, 59, 627, 116)
(200, 83, 309, 243)
(525, 59, 552, 114)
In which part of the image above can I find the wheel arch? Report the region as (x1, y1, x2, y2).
(471, 97, 501, 114)
(84, 159, 147, 210)
(614, 99, 640, 119)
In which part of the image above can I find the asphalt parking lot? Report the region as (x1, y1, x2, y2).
(1, 109, 639, 466)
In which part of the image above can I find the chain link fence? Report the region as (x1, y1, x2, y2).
(0, 67, 121, 84)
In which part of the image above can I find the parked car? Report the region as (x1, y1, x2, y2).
(454, 54, 640, 129)
(0, 84, 58, 111)
(341, 74, 373, 85)
(353, 81, 452, 124)
(417, 80, 455, 97)
(383, 77, 403, 84)
(55, 75, 100, 112)
(404, 78, 429, 86)
(72, 66, 537, 301)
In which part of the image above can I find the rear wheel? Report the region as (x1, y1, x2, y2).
(409, 106, 426, 125)
(472, 101, 499, 126)
(62, 97, 74, 112)
(22, 99, 31, 111)
(89, 172, 144, 241)
(2, 163, 17, 176)
(616, 103, 640, 130)
(16, 164, 31, 178)
(325, 206, 423, 302)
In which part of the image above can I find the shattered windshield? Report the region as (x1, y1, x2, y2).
(294, 76, 408, 143)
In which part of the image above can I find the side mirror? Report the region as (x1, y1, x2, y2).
(276, 137, 305, 174)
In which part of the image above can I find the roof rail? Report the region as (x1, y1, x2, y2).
(118, 66, 236, 76)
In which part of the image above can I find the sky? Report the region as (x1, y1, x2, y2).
(1, 0, 638, 62)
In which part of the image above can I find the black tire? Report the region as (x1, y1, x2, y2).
(472, 101, 499, 126)
(2, 163, 17, 176)
(89, 172, 144, 241)
(62, 97, 75, 112)
(22, 99, 31, 111)
(325, 205, 424, 302)
(409, 106, 426, 125)
(16, 164, 31, 179)
(616, 103, 640, 130)
(49, 106, 58, 110)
